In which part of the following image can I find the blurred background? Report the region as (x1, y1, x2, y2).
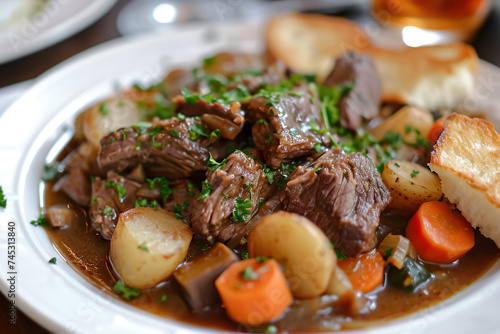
(0, 0, 500, 332)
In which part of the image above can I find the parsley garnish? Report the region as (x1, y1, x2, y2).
(209, 129, 221, 138)
(170, 129, 179, 138)
(203, 55, 216, 67)
(264, 325, 278, 333)
(233, 197, 252, 222)
(240, 266, 259, 281)
(313, 167, 323, 173)
(264, 166, 274, 184)
(290, 129, 299, 136)
(258, 199, 265, 208)
(113, 280, 141, 300)
(181, 88, 200, 105)
(146, 177, 172, 201)
(189, 123, 214, 140)
(187, 182, 196, 197)
(314, 142, 321, 152)
(395, 162, 401, 167)
(177, 113, 186, 121)
(91, 197, 97, 205)
(173, 200, 189, 220)
(197, 180, 213, 200)
(108, 138, 116, 143)
(102, 206, 115, 216)
(384, 248, 394, 258)
(221, 193, 228, 200)
(138, 242, 149, 252)
(105, 181, 127, 199)
(48, 257, 57, 264)
(41, 163, 61, 181)
(335, 249, 347, 260)
(410, 170, 419, 178)
(31, 214, 49, 227)
(240, 251, 249, 259)
(207, 153, 229, 171)
(160, 294, 167, 303)
(99, 103, 109, 116)
(256, 119, 269, 126)
(256, 256, 268, 263)
(135, 199, 158, 208)
(0, 186, 6, 208)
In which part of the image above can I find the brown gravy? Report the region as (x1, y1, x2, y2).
(43, 178, 500, 332)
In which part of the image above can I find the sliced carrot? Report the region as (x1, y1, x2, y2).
(406, 201, 475, 263)
(337, 251, 385, 293)
(215, 258, 292, 325)
(428, 117, 446, 147)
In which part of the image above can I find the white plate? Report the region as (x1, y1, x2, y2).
(0, 0, 117, 64)
(1, 21, 500, 334)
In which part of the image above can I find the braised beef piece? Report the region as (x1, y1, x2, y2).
(242, 92, 327, 169)
(226, 62, 289, 94)
(173, 97, 244, 125)
(191, 151, 273, 242)
(163, 180, 200, 225)
(88, 171, 141, 239)
(53, 168, 91, 206)
(280, 149, 391, 257)
(324, 52, 382, 130)
(45, 205, 77, 228)
(98, 118, 213, 180)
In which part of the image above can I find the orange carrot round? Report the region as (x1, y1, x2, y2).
(428, 117, 446, 147)
(337, 251, 385, 293)
(406, 201, 475, 263)
(215, 258, 292, 325)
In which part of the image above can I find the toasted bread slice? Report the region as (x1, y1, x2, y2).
(265, 14, 478, 110)
(429, 114, 500, 247)
(265, 14, 372, 81)
(365, 44, 478, 110)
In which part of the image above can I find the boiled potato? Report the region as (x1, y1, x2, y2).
(370, 106, 434, 142)
(248, 211, 336, 298)
(110, 207, 192, 289)
(83, 97, 140, 149)
(382, 160, 442, 214)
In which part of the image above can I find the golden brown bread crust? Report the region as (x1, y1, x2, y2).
(430, 114, 500, 208)
(265, 14, 479, 109)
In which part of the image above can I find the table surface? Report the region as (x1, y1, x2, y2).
(1, 0, 500, 332)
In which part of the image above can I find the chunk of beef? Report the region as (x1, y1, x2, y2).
(98, 118, 212, 179)
(242, 92, 326, 169)
(280, 149, 391, 257)
(191, 151, 272, 242)
(226, 62, 289, 94)
(53, 168, 91, 206)
(88, 171, 141, 239)
(163, 180, 200, 225)
(45, 205, 77, 228)
(324, 52, 382, 130)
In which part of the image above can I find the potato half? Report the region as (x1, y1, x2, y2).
(110, 208, 192, 289)
(83, 97, 140, 149)
(248, 211, 336, 298)
(382, 160, 442, 214)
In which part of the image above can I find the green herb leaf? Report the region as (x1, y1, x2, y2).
(264, 325, 278, 333)
(91, 197, 97, 205)
(207, 153, 229, 171)
(410, 170, 419, 178)
(209, 129, 221, 139)
(314, 142, 322, 152)
(258, 199, 265, 208)
(105, 181, 128, 199)
(197, 180, 213, 200)
(138, 242, 149, 252)
(181, 88, 200, 105)
(240, 266, 259, 281)
(99, 103, 109, 116)
(0, 186, 6, 208)
(102, 206, 115, 216)
(395, 162, 401, 167)
(203, 55, 216, 67)
(48, 257, 57, 264)
(113, 280, 141, 300)
(233, 196, 252, 223)
(240, 251, 249, 259)
(264, 166, 274, 184)
(146, 177, 172, 201)
(31, 214, 49, 227)
(221, 193, 228, 200)
(170, 129, 179, 138)
(387, 257, 432, 292)
(160, 294, 167, 303)
(190, 123, 210, 138)
(256, 256, 268, 263)
(384, 248, 394, 258)
(255, 119, 269, 126)
(335, 249, 347, 260)
(290, 129, 299, 136)
(42, 163, 61, 181)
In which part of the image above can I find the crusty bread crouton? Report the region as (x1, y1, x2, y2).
(265, 14, 478, 110)
(429, 114, 500, 247)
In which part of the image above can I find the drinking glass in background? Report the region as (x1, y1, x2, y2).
(372, 0, 491, 47)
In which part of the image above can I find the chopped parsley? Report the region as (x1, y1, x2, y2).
(255, 119, 269, 126)
(314, 142, 322, 152)
(240, 251, 249, 259)
(264, 325, 278, 333)
(181, 88, 200, 105)
(177, 112, 186, 121)
(207, 153, 229, 171)
(312, 167, 323, 173)
(99, 103, 109, 116)
(102, 206, 115, 216)
(41, 162, 61, 181)
(146, 177, 173, 201)
(138, 242, 149, 252)
(203, 55, 216, 67)
(240, 266, 259, 281)
(197, 180, 213, 200)
(209, 128, 221, 138)
(170, 129, 179, 138)
(187, 182, 196, 197)
(31, 214, 49, 227)
(173, 200, 189, 220)
(114, 280, 141, 300)
(335, 249, 347, 260)
(264, 166, 274, 184)
(233, 184, 253, 223)
(384, 248, 394, 258)
(160, 294, 167, 303)
(91, 197, 97, 205)
(395, 162, 401, 168)
(290, 129, 299, 136)
(221, 193, 228, 200)
(410, 170, 419, 178)
(105, 181, 127, 199)
(48, 257, 57, 264)
(258, 199, 265, 208)
(135, 199, 158, 208)
(108, 137, 116, 143)
(0, 186, 6, 208)
(256, 256, 268, 263)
